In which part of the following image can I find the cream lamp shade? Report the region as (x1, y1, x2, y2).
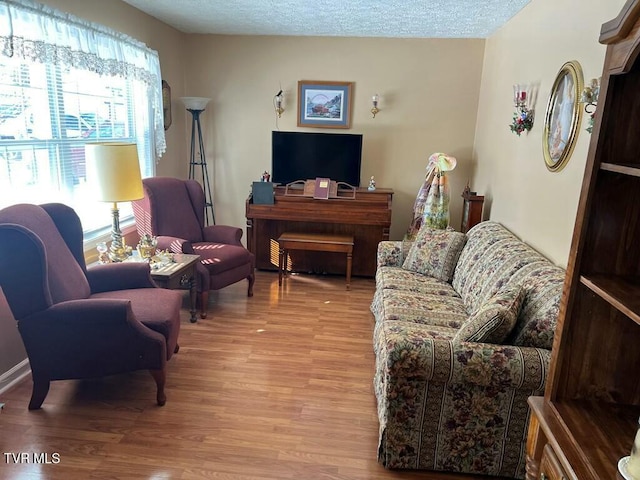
(85, 142, 144, 202)
(180, 97, 211, 110)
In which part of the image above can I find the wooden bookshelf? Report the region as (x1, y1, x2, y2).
(525, 1, 640, 479)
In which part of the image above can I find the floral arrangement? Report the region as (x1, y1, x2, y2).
(585, 113, 595, 134)
(510, 107, 534, 136)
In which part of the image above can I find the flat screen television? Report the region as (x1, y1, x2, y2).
(271, 131, 362, 187)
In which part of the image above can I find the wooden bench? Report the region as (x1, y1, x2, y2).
(277, 232, 354, 290)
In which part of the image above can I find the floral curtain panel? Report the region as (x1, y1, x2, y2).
(0, 0, 166, 157)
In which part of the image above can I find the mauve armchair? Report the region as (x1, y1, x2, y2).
(0, 203, 182, 409)
(132, 177, 255, 319)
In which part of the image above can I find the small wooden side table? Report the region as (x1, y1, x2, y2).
(277, 232, 354, 290)
(151, 254, 200, 323)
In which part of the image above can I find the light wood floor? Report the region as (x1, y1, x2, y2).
(0, 271, 500, 480)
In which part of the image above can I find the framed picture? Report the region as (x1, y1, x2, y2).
(162, 80, 172, 131)
(542, 61, 584, 172)
(297, 80, 353, 129)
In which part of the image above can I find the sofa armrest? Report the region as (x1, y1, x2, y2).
(87, 262, 155, 293)
(202, 225, 243, 245)
(375, 322, 549, 391)
(377, 241, 413, 268)
(156, 235, 194, 254)
(448, 341, 550, 391)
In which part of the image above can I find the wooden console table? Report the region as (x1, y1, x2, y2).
(246, 186, 392, 277)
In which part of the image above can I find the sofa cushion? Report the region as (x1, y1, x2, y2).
(453, 285, 524, 344)
(372, 289, 467, 329)
(452, 227, 548, 313)
(402, 226, 466, 282)
(376, 266, 460, 295)
(506, 262, 565, 349)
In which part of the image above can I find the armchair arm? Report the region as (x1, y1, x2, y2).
(87, 262, 155, 293)
(18, 299, 166, 376)
(375, 321, 549, 391)
(202, 225, 243, 246)
(156, 235, 194, 254)
(377, 241, 413, 268)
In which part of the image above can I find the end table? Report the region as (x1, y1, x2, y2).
(150, 254, 200, 323)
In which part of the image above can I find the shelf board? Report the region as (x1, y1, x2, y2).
(600, 162, 640, 177)
(530, 397, 639, 480)
(580, 274, 640, 324)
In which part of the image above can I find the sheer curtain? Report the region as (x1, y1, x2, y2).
(0, 0, 165, 157)
(0, 0, 166, 238)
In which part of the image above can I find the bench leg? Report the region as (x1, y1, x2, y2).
(278, 247, 284, 286)
(346, 250, 353, 290)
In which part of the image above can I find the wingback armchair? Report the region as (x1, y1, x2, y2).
(132, 177, 255, 319)
(0, 203, 182, 409)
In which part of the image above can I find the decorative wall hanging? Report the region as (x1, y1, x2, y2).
(510, 84, 535, 136)
(297, 80, 353, 128)
(542, 61, 584, 172)
(580, 77, 601, 134)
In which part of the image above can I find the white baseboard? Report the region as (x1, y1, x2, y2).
(0, 359, 31, 395)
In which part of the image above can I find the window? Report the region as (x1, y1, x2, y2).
(0, 0, 165, 240)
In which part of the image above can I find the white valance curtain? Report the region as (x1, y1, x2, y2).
(0, 0, 166, 157)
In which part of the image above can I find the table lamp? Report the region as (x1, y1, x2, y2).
(86, 142, 143, 262)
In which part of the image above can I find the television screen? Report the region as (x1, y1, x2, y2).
(271, 131, 362, 187)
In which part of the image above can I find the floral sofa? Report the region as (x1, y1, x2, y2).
(371, 221, 565, 479)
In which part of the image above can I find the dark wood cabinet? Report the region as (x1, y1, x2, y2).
(460, 187, 484, 233)
(245, 186, 392, 277)
(526, 2, 640, 479)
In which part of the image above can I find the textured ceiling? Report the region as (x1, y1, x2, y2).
(122, 0, 531, 38)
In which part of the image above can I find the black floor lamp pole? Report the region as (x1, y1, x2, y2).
(186, 107, 215, 225)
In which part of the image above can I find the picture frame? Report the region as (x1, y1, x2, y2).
(162, 80, 172, 131)
(297, 80, 353, 129)
(542, 61, 584, 172)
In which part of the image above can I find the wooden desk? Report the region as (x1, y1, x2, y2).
(246, 186, 392, 277)
(150, 254, 199, 323)
(278, 232, 354, 289)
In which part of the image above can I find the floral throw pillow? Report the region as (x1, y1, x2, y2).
(401, 226, 466, 282)
(454, 285, 525, 344)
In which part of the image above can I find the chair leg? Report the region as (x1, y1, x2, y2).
(28, 374, 50, 410)
(200, 291, 209, 319)
(149, 368, 167, 406)
(247, 272, 255, 297)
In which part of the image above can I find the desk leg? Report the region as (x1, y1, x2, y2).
(181, 272, 198, 323)
(346, 249, 353, 291)
(278, 247, 284, 286)
(189, 277, 197, 323)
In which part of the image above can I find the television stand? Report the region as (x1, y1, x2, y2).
(245, 186, 393, 277)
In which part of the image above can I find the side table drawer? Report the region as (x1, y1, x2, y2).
(540, 444, 568, 480)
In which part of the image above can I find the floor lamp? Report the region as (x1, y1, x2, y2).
(181, 96, 215, 225)
(86, 142, 143, 262)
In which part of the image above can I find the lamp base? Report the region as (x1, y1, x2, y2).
(108, 202, 131, 262)
(108, 244, 130, 263)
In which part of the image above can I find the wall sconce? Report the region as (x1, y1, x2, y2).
(371, 93, 380, 118)
(580, 78, 600, 134)
(274, 89, 284, 118)
(509, 84, 534, 136)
